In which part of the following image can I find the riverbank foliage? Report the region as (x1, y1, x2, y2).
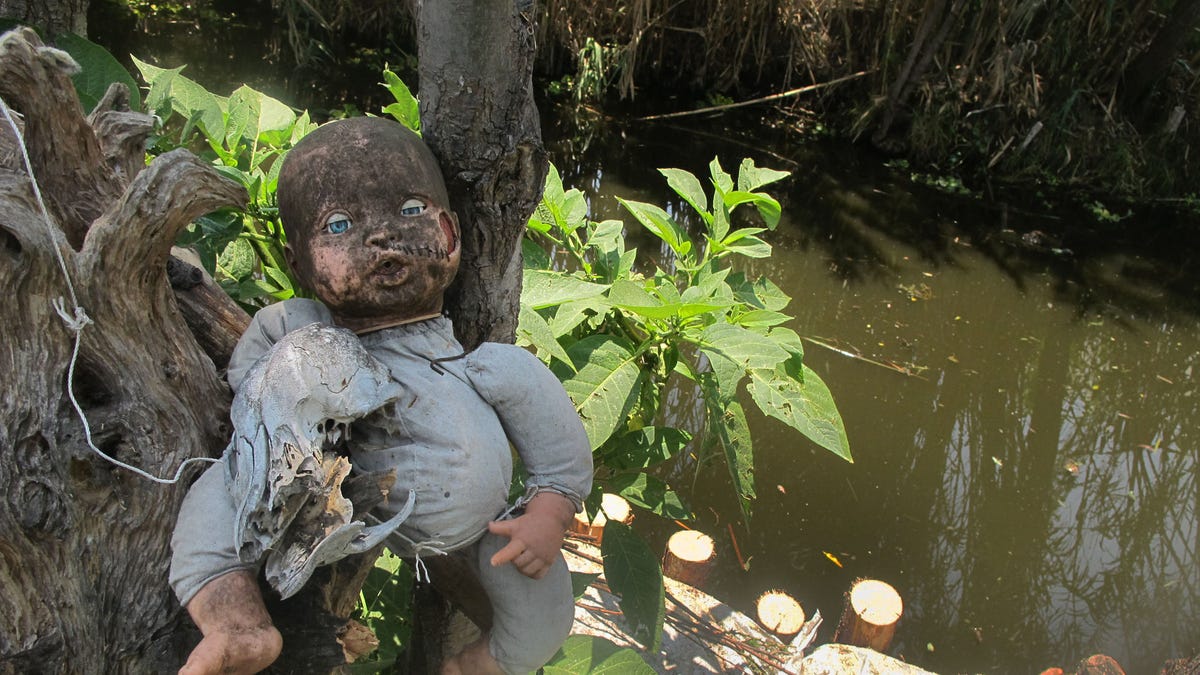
(245, 0, 1200, 202)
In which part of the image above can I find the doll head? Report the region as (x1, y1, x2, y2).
(277, 117, 461, 333)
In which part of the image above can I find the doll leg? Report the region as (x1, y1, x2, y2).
(444, 531, 574, 675)
(170, 463, 282, 674)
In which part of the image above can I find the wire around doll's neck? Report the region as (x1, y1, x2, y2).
(353, 311, 444, 335)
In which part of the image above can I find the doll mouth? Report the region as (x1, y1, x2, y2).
(372, 257, 409, 282)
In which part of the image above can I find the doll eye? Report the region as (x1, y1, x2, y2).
(400, 198, 427, 216)
(325, 213, 352, 234)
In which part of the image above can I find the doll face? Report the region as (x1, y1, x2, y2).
(278, 118, 461, 333)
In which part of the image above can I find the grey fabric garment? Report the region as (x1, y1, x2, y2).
(171, 298, 592, 673)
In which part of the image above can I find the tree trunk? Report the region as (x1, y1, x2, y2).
(0, 27, 242, 672)
(0, 0, 88, 36)
(417, 0, 547, 349)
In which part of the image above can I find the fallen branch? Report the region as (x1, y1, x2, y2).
(638, 71, 872, 121)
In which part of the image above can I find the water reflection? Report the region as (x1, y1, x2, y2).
(546, 112, 1200, 674)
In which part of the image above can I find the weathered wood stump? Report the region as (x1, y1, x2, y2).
(0, 26, 243, 672)
(662, 529, 717, 588)
(832, 578, 903, 653)
(0, 26, 378, 672)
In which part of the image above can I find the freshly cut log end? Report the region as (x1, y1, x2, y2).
(756, 589, 806, 638)
(833, 578, 903, 653)
(569, 493, 632, 545)
(662, 529, 717, 588)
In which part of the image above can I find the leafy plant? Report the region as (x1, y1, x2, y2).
(522, 155, 851, 648)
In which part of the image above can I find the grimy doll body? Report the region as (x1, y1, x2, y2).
(176, 118, 577, 675)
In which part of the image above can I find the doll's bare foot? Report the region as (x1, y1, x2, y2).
(180, 570, 282, 675)
(440, 636, 504, 675)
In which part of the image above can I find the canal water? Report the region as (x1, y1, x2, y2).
(93, 14, 1199, 672)
(545, 110, 1200, 674)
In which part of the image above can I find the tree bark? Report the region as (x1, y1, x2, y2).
(0, 27, 242, 672)
(417, 0, 547, 349)
(0, 0, 88, 36)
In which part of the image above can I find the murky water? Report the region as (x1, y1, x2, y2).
(545, 112, 1200, 674)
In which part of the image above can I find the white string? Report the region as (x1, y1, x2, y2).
(1, 96, 217, 485)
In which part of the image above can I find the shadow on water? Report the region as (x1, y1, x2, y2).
(546, 108, 1200, 674)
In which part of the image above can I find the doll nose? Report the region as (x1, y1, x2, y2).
(366, 228, 399, 249)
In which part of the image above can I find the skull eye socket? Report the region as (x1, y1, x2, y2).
(400, 198, 426, 216)
(324, 212, 352, 234)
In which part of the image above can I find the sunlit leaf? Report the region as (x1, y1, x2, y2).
(381, 68, 420, 131)
(543, 635, 655, 674)
(736, 159, 790, 192)
(737, 310, 791, 327)
(695, 322, 789, 392)
(728, 273, 791, 311)
(722, 190, 782, 229)
(600, 523, 665, 652)
(226, 85, 295, 147)
(523, 269, 609, 309)
(659, 167, 711, 225)
(618, 198, 691, 259)
(747, 365, 852, 462)
(555, 336, 646, 450)
(517, 304, 575, 371)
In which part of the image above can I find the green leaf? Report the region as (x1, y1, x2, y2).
(737, 310, 791, 327)
(747, 365, 852, 462)
(216, 236, 256, 281)
(709, 157, 734, 194)
(54, 32, 142, 112)
(699, 373, 756, 521)
(736, 158, 790, 192)
(227, 85, 295, 147)
(517, 304, 575, 371)
(544, 635, 655, 674)
(723, 233, 772, 258)
(695, 322, 789, 392)
(722, 190, 783, 229)
(609, 473, 690, 520)
(728, 273, 791, 311)
(610, 279, 730, 321)
(658, 168, 710, 224)
(522, 237, 551, 270)
(381, 68, 420, 131)
(570, 572, 600, 600)
(600, 523, 665, 652)
(600, 426, 691, 470)
(133, 56, 226, 140)
(548, 297, 610, 337)
(554, 336, 646, 450)
(618, 198, 691, 259)
(523, 269, 609, 309)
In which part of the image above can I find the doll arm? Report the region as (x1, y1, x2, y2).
(466, 343, 593, 510)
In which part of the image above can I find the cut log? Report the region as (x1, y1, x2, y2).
(569, 493, 632, 545)
(662, 530, 716, 588)
(833, 578, 903, 653)
(755, 589, 805, 638)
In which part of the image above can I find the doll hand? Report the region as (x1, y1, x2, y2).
(488, 492, 575, 580)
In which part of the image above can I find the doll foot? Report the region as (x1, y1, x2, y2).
(440, 636, 505, 675)
(178, 624, 282, 675)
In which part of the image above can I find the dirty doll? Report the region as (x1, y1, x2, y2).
(169, 117, 593, 674)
